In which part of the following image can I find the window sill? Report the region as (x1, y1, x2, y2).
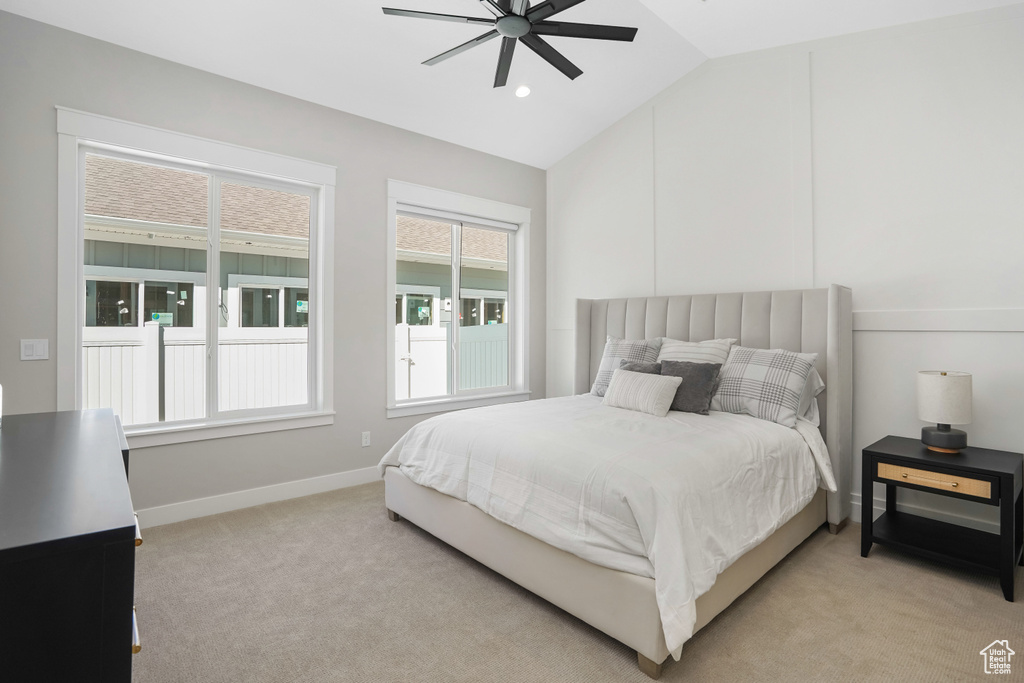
(125, 411, 335, 449)
(387, 391, 530, 419)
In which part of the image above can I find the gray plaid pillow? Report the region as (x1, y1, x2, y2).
(590, 336, 663, 397)
(711, 346, 817, 427)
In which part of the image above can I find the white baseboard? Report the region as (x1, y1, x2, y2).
(136, 466, 381, 529)
(850, 491, 999, 534)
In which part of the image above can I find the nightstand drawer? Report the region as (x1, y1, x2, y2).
(877, 462, 991, 499)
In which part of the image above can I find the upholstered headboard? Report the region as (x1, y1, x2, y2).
(574, 284, 854, 527)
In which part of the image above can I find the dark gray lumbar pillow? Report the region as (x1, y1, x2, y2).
(660, 360, 722, 414)
(619, 359, 662, 375)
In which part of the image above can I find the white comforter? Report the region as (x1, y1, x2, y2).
(378, 394, 836, 658)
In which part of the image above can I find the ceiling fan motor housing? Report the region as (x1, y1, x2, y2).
(496, 15, 531, 38)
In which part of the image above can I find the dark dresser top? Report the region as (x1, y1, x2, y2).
(0, 409, 135, 556)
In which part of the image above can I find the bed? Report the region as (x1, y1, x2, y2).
(380, 285, 853, 678)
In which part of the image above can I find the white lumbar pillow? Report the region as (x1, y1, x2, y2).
(602, 369, 682, 418)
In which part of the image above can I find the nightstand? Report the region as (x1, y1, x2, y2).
(861, 436, 1023, 601)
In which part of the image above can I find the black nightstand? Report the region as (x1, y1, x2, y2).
(861, 436, 1023, 601)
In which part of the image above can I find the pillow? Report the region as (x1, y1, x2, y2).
(711, 346, 818, 427)
(660, 360, 721, 415)
(658, 338, 736, 366)
(590, 336, 663, 397)
(798, 368, 826, 426)
(602, 369, 682, 418)
(619, 359, 662, 375)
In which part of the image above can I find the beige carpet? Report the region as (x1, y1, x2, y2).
(133, 482, 1022, 682)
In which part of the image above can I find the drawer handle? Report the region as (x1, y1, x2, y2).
(134, 514, 143, 547)
(901, 472, 959, 488)
(132, 607, 141, 655)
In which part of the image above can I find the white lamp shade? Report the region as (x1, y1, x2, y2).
(917, 371, 972, 425)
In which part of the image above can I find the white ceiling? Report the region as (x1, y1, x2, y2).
(0, 0, 1017, 169)
(638, 0, 1020, 58)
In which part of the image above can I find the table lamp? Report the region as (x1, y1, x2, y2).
(917, 370, 972, 453)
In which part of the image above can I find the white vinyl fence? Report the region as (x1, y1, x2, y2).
(394, 323, 508, 400)
(218, 328, 308, 413)
(458, 324, 508, 391)
(82, 323, 307, 425)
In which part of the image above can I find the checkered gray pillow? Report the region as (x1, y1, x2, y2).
(590, 336, 663, 397)
(711, 346, 818, 427)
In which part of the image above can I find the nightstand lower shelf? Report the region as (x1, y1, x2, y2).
(870, 511, 1000, 576)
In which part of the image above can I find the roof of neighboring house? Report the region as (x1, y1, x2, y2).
(84, 155, 507, 262)
(396, 215, 507, 263)
(85, 154, 310, 239)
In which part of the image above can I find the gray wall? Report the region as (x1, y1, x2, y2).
(547, 6, 1024, 530)
(0, 11, 546, 509)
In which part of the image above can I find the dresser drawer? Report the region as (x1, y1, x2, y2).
(877, 462, 993, 500)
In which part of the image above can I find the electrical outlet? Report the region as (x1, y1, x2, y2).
(361, 431, 371, 447)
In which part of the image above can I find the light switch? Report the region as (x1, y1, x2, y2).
(20, 339, 49, 361)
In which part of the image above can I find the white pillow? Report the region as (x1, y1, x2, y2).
(658, 338, 736, 366)
(602, 369, 682, 418)
(590, 336, 663, 397)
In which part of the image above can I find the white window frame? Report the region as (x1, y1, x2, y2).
(458, 288, 508, 327)
(57, 107, 336, 447)
(227, 274, 310, 328)
(395, 285, 442, 326)
(386, 180, 530, 418)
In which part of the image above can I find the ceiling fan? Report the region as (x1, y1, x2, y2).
(382, 0, 638, 88)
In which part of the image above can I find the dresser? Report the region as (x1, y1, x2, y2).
(0, 409, 139, 681)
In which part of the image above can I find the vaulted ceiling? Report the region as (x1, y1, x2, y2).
(0, 0, 1016, 168)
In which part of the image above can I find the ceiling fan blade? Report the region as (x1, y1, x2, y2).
(478, 0, 506, 18)
(495, 0, 511, 10)
(520, 33, 582, 80)
(525, 0, 586, 23)
(510, 0, 529, 15)
(493, 37, 516, 88)
(423, 30, 500, 66)
(531, 21, 637, 41)
(383, 8, 495, 26)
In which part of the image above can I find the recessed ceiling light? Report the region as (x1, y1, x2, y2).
(515, 85, 531, 98)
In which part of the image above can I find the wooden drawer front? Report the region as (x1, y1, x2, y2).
(877, 462, 990, 499)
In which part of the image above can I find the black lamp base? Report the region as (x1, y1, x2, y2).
(922, 424, 967, 453)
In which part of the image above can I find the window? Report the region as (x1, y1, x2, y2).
(144, 282, 194, 327)
(386, 181, 529, 417)
(241, 287, 280, 327)
(459, 289, 507, 327)
(58, 109, 335, 445)
(284, 288, 309, 328)
(86, 279, 196, 328)
(86, 280, 138, 327)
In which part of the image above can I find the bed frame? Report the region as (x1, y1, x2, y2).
(384, 285, 853, 678)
